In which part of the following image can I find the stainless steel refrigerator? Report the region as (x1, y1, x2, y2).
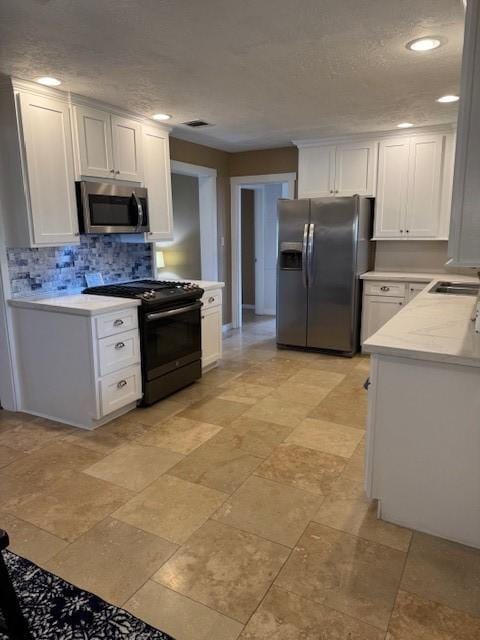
(276, 195, 374, 356)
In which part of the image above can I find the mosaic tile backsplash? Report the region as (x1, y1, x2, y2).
(8, 235, 153, 298)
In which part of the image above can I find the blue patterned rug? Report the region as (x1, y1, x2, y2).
(0, 550, 174, 639)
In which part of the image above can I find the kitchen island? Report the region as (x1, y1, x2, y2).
(362, 275, 480, 549)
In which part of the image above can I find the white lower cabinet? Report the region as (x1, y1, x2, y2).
(361, 279, 430, 343)
(11, 302, 142, 429)
(201, 288, 223, 369)
(361, 296, 404, 343)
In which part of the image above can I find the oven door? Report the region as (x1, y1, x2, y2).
(78, 181, 149, 233)
(142, 301, 202, 381)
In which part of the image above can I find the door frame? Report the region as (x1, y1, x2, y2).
(166, 160, 218, 281)
(230, 173, 296, 329)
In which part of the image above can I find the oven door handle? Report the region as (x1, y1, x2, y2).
(145, 301, 202, 322)
(132, 191, 144, 230)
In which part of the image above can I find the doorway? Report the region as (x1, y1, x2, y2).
(231, 173, 296, 329)
(154, 160, 218, 281)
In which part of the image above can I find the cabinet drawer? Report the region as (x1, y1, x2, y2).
(99, 365, 142, 416)
(364, 281, 406, 298)
(95, 307, 138, 339)
(97, 329, 140, 376)
(202, 289, 222, 310)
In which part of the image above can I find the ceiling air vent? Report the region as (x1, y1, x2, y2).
(182, 120, 212, 128)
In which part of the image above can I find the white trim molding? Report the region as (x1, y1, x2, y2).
(293, 123, 457, 148)
(169, 160, 219, 281)
(230, 172, 296, 329)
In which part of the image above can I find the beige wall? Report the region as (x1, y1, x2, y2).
(241, 189, 255, 306)
(228, 146, 298, 177)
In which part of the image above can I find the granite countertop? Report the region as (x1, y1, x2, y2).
(8, 294, 141, 317)
(360, 270, 475, 283)
(363, 275, 480, 368)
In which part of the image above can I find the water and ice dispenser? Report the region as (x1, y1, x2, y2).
(279, 242, 303, 270)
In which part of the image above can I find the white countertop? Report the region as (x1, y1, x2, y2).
(361, 270, 474, 283)
(8, 294, 140, 317)
(363, 275, 480, 367)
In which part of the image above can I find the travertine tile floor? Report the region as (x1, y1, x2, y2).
(1, 312, 480, 639)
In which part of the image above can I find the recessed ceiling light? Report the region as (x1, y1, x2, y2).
(152, 113, 171, 121)
(397, 122, 414, 128)
(406, 37, 442, 52)
(35, 76, 62, 86)
(437, 94, 459, 103)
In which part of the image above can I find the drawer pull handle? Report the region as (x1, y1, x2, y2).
(115, 342, 125, 350)
(208, 296, 215, 303)
(113, 319, 124, 327)
(380, 286, 390, 292)
(117, 379, 127, 389)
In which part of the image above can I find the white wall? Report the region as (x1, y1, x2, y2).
(259, 183, 282, 315)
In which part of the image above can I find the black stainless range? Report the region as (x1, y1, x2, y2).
(83, 280, 204, 406)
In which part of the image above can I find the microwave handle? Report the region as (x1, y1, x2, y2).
(132, 192, 143, 229)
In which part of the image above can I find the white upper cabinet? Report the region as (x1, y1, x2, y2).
(297, 141, 377, 198)
(111, 115, 143, 181)
(334, 141, 377, 196)
(375, 138, 410, 238)
(142, 125, 173, 241)
(448, 0, 480, 266)
(73, 106, 143, 182)
(74, 105, 113, 178)
(405, 135, 443, 238)
(374, 134, 448, 240)
(2, 88, 79, 247)
(298, 145, 335, 197)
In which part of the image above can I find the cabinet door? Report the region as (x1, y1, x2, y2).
(334, 141, 377, 196)
(201, 306, 222, 368)
(374, 138, 410, 238)
(74, 105, 113, 178)
(142, 126, 173, 241)
(405, 135, 443, 238)
(111, 115, 143, 182)
(448, 0, 480, 265)
(298, 145, 335, 197)
(361, 295, 404, 343)
(18, 92, 79, 246)
(406, 282, 428, 302)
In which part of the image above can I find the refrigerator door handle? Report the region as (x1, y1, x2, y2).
(307, 223, 315, 287)
(302, 223, 310, 288)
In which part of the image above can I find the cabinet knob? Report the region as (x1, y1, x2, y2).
(406, 229, 410, 233)
(335, 190, 339, 194)
(115, 342, 125, 349)
(115, 170, 120, 174)
(400, 229, 404, 233)
(330, 190, 334, 194)
(380, 286, 390, 292)
(208, 296, 215, 303)
(113, 319, 124, 327)
(110, 169, 115, 173)
(117, 379, 127, 389)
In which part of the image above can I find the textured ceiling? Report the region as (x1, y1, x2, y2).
(0, 0, 465, 151)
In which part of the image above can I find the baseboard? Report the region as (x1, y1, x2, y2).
(222, 323, 233, 332)
(263, 309, 276, 316)
(242, 304, 255, 309)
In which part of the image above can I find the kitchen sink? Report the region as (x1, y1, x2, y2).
(429, 281, 480, 296)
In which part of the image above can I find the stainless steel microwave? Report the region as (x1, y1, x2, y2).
(76, 181, 149, 234)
